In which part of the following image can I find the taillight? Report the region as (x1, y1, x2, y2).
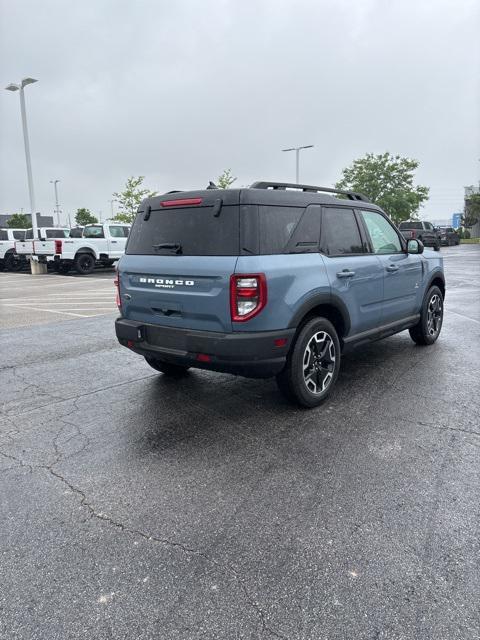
(230, 274, 267, 322)
(114, 273, 121, 310)
(55, 239, 62, 254)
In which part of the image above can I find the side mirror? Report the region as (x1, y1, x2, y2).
(407, 239, 424, 254)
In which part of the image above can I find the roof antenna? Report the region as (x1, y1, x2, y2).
(206, 181, 218, 190)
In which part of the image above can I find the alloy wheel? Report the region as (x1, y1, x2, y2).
(427, 294, 442, 337)
(303, 331, 336, 394)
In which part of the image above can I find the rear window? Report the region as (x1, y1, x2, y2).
(399, 222, 422, 230)
(13, 230, 26, 240)
(126, 205, 239, 256)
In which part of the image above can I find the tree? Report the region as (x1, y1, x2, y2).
(462, 193, 480, 227)
(7, 213, 30, 228)
(75, 208, 98, 226)
(217, 169, 237, 189)
(112, 176, 157, 223)
(335, 152, 429, 224)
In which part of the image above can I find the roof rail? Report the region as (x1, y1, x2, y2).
(250, 181, 371, 203)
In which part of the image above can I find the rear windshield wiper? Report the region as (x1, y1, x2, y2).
(152, 242, 183, 254)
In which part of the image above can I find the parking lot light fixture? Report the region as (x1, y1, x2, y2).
(282, 145, 314, 184)
(5, 77, 39, 255)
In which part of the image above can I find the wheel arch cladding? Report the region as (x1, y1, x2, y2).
(429, 273, 445, 299)
(289, 295, 350, 340)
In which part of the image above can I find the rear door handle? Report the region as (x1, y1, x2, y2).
(386, 265, 399, 273)
(337, 269, 355, 278)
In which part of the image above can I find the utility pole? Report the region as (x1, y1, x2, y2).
(50, 179, 61, 225)
(5, 78, 38, 243)
(109, 199, 116, 218)
(282, 145, 314, 184)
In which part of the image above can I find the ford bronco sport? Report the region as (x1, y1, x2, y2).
(115, 182, 445, 407)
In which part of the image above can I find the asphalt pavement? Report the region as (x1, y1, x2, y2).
(1, 245, 479, 639)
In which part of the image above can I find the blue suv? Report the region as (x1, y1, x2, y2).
(115, 181, 445, 407)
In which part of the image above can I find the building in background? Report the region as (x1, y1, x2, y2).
(0, 213, 54, 228)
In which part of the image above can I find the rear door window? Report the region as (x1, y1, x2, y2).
(84, 225, 105, 238)
(126, 205, 239, 256)
(45, 229, 69, 238)
(109, 225, 128, 238)
(320, 208, 364, 255)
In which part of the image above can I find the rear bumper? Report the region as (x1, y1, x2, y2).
(115, 318, 295, 378)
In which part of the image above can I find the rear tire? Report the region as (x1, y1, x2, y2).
(74, 253, 95, 275)
(144, 356, 190, 377)
(409, 285, 444, 345)
(276, 317, 341, 408)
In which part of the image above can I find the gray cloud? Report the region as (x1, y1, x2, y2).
(1, 0, 479, 223)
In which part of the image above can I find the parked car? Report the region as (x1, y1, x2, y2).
(15, 227, 70, 258)
(34, 222, 130, 274)
(437, 226, 460, 246)
(398, 221, 441, 250)
(115, 181, 445, 408)
(0, 228, 27, 271)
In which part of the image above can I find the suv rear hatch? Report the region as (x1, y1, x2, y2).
(118, 190, 240, 332)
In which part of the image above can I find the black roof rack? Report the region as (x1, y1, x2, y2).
(250, 181, 371, 203)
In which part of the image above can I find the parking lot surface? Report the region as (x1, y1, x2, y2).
(1, 245, 479, 639)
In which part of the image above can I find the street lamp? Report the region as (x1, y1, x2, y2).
(282, 144, 314, 184)
(50, 179, 61, 226)
(5, 78, 38, 241)
(109, 199, 117, 218)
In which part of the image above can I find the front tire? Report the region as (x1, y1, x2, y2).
(144, 356, 190, 377)
(276, 317, 341, 408)
(74, 253, 95, 275)
(409, 285, 444, 345)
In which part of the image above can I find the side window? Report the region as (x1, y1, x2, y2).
(424, 222, 433, 230)
(13, 230, 26, 240)
(320, 208, 364, 256)
(84, 225, 105, 239)
(109, 225, 125, 238)
(258, 206, 304, 254)
(360, 211, 402, 254)
(0, 230, 8, 241)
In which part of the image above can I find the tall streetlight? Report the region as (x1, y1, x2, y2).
(5, 78, 38, 239)
(109, 199, 117, 218)
(282, 144, 314, 184)
(50, 179, 61, 226)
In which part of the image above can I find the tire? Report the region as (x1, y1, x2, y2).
(74, 253, 95, 275)
(276, 317, 341, 408)
(4, 252, 21, 271)
(144, 356, 190, 377)
(409, 285, 444, 346)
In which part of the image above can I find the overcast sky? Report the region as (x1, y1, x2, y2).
(1, 0, 479, 224)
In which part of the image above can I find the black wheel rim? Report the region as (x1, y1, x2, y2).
(427, 294, 442, 337)
(302, 331, 336, 394)
(78, 256, 93, 272)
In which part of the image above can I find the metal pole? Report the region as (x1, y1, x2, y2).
(54, 181, 60, 225)
(295, 149, 300, 184)
(19, 86, 38, 239)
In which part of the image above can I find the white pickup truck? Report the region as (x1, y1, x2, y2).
(0, 228, 27, 271)
(15, 227, 70, 259)
(35, 222, 130, 274)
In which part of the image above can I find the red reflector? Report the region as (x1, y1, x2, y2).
(196, 353, 211, 362)
(160, 198, 202, 208)
(274, 338, 287, 348)
(127, 340, 134, 348)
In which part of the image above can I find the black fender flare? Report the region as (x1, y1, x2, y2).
(288, 292, 351, 336)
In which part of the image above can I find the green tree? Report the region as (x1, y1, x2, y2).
(462, 192, 480, 227)
(7, 213, 30, 228)
(335, 152, 429, 224)
(75, 208, 98, 226)
(112, 176, 157, 223)
(217, 169, 237, 189)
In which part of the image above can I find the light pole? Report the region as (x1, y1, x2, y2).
(282, 144, 314, 184)
(109, 199, 117, 218)
(50, 179, 61, 226)
(5, 78, 38, 240)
